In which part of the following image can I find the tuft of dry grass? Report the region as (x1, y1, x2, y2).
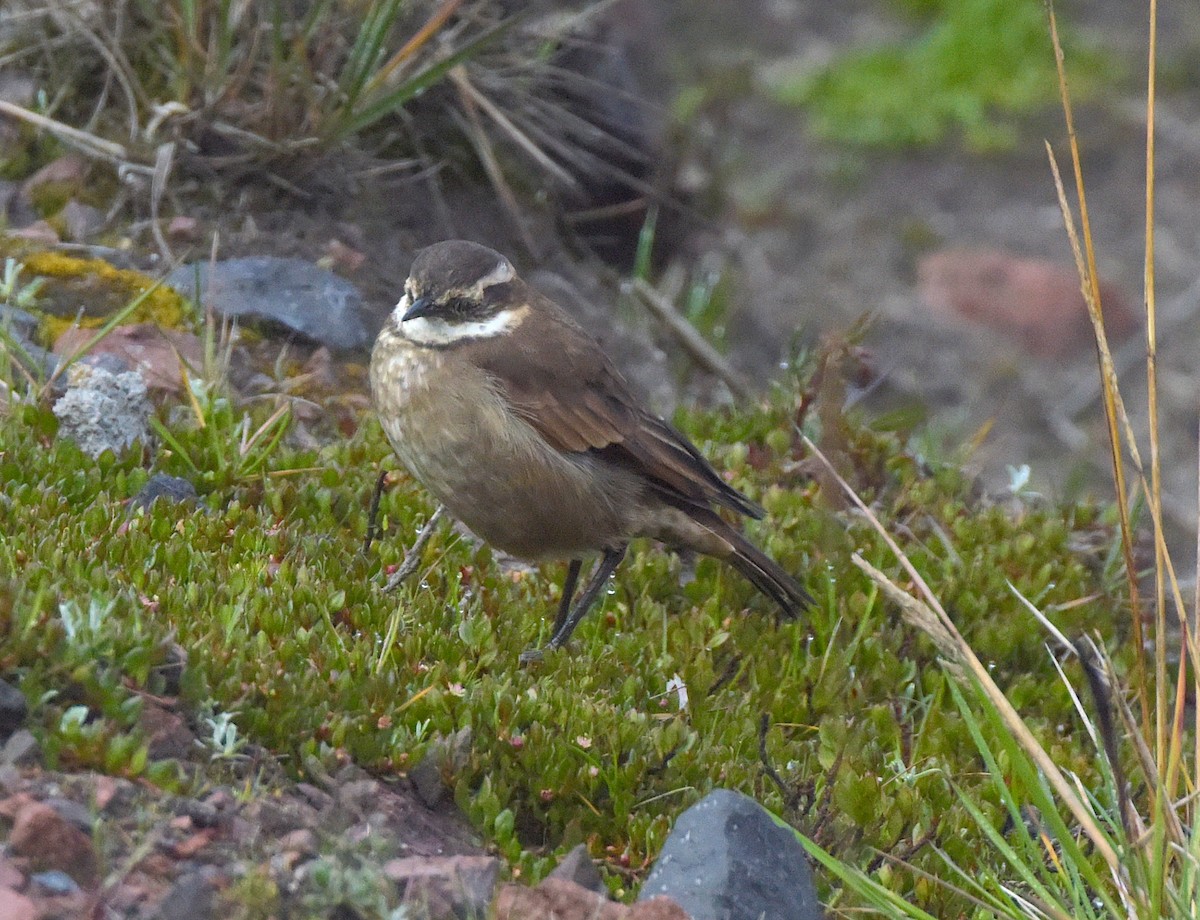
(0, 0, 662, 257)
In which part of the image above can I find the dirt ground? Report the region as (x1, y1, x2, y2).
(645, 0, 1200, 564)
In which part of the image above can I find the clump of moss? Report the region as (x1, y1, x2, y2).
(0, 357, 1128, 911)
(767, 0, 1109, 150)
(2, 251, 192, 342)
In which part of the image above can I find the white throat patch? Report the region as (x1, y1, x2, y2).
(394, 294, 527, 347)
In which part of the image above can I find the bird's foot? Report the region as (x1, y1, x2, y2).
(518, 647, 546, 667)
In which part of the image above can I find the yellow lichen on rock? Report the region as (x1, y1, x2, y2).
(13, 250, 190, 345)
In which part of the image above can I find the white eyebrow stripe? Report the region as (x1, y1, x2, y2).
(399, 307, 525, 346)
(475, 259, 515, 290)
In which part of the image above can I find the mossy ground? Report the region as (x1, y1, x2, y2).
(768, 0, 1108, 150)
(0, 362, 1128, 913)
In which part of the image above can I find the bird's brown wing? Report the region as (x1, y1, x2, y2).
(472, 297, 763, 519)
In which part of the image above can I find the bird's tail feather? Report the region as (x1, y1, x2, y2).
(690, 509, 812, 617)
(727, 534, 813, 617)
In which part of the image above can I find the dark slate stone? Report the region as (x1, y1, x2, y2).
(0, 678, 28, 739)
(165, 257, 372, 350)
(1, 728, 41, 767)
(638, 788, 822, 920)
(154, 870, 216, 920)
(129, 474, 198, 514)
(0, 305, 59, 379)
(44, 796, 93, 833)
(547, 844, 606, 896)
(0, 304, 38, 341)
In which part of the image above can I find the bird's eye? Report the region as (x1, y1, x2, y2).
(444, 296, 476, 315)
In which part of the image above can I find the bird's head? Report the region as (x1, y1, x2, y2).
(394, 240, 524, 345)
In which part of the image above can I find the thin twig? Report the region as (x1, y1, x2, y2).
(758, 713, 799, 810)
(0, 99, 128, 161)
(149, 142, 176, 264)
(384, 506, 446, 593)
(630, 277, 753, 402)
(456, 71, 580, 189)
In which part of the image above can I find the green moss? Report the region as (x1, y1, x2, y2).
(0, 369, 1129, 913)
(767, 0, 1111, 150)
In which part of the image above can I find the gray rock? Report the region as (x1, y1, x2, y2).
(154, 870, 216, 920)
(31, 869, 81, 895)
(336, 778, 384, 819)
(129, 474, 197, 515)
(0, 304, 39, 342)
(0, 305, 59, 380)
(151, 642, 188, 697)
(638, 789, 821, 920)
(165, 257, 372, 350)
(44, 797, 93, 833)
(61, 200, 105, 241)
(547, 844, 606, 896)
(0, 763, 22, 792)
(0, 678, 27, 739)
(409, 756, 446, 810)
(53, 363, 151, 458)
(2, 729, 41, 767)
(295, 782, 334, 812)
(409, 727, 472, 809)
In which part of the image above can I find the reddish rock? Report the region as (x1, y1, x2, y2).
(8, 801, 98, 887)
(917, 248, 1138, 359)
(167, 216, 200, 241)
(10, 220, 59, 244)
(170, 828, 217, 859)
(494, 878, 690, 920)
(21, 153, 88, 196)
(137, 700, 195, 760)
(0, 853, 26, 890)
(0, 888, 38, 920)
(93, 775, 120, 811)
(325, 239, 366, 273)
(0, 793, 35, 819)
(53, 324, 204, 394)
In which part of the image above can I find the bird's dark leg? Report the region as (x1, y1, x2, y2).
(547, 545, 627, 650)
(383, 506, 446, 593)
(363, 470, 390, 554)
(552, 559, 583, 636)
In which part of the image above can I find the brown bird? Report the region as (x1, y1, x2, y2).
(370, 240, 811, 654)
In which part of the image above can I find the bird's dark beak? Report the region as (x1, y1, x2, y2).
(402, 295, 434, 322)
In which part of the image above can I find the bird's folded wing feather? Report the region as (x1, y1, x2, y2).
(474, 304, 763, 519)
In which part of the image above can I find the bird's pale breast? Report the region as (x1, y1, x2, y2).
(369, 331, 642, 559)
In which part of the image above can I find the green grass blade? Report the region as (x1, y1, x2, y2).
(333, 17, 515, 141)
